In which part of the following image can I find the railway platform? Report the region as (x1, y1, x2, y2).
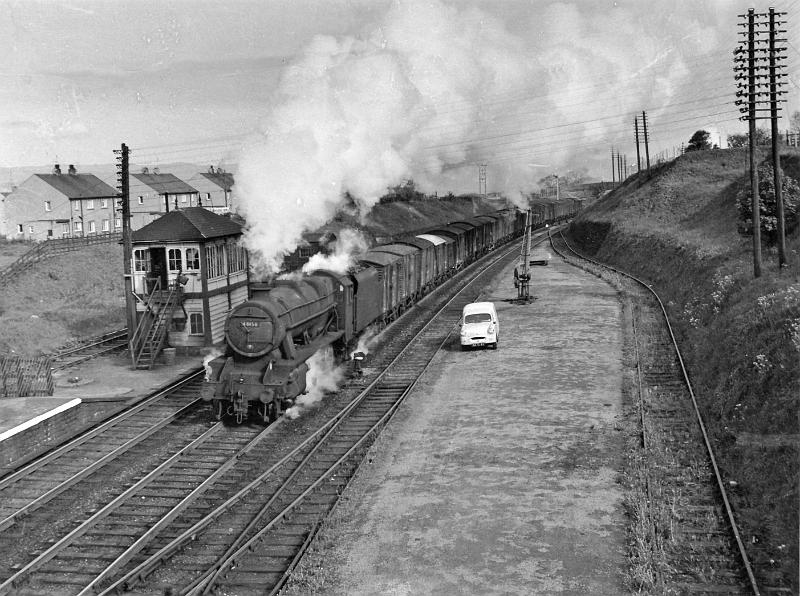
(0, 351, 202, 476)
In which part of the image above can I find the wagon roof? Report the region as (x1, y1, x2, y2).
(359, 250, 402, 267)
(415, 233, 452, 246)
(369, 244, 419, 256)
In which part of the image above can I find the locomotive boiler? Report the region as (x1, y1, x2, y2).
(202, 272, 349, 423)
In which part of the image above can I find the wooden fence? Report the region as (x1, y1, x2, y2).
(0, 355, 54, 398)
(0, 232, 121, 285)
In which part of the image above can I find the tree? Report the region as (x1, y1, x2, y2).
(736, 161, 800, 242)
(686, 130, 711, 151)
(727, 128, 771, 148)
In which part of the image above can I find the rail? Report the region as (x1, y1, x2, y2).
(551, 229, 759, 595)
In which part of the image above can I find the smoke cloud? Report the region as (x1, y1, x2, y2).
(234, 0, 535, 273)
(234, 0, 734, 272)
(285, 346, 344, 419)
(302, 228, 369, 275)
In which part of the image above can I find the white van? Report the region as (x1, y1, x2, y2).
(459, 302, 499, 350)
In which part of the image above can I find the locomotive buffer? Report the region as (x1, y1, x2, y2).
(512, 210, 548, 304)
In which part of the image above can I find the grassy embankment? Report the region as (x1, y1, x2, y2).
(566, 147, 799, 591)
(0, 241, 126, 355)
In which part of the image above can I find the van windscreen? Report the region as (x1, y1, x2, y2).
(465, 312, 492, 323)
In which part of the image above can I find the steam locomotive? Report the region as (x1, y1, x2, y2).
(201, 200, 579, 422)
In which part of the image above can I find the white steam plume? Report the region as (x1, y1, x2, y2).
(302, 228, 369, 275)
(234, 0, 534, 274)
(202, 348, 224, 381)
(352, 325, 380, 360)
(285, 347, 344, 419)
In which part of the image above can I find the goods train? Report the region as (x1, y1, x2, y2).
(202, 200, 580, 422)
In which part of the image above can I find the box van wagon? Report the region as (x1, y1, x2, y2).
(460, 302, 499, 350)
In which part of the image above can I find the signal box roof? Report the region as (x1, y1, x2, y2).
(132, 207, 243, 243)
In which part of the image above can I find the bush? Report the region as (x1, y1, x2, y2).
(736, 161, 800, 242)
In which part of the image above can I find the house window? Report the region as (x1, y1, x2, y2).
(47, 229, 53, 237)
(74, 221, 83, 232)
(100, 199, 108, 208)
(185, 247, 200, 270)
(114, 218, 121, 229)
(206, 193, 211, 202)
(168, 248, 182, 271)
(102, 219, 109, 232)
(62, 223, 70, 236)
(189, 313, 204, 335)
(88, 221, 96, 233)
(17, 224, 23, 234)
(138, 196, 144, 205)
(133, 249, 149, 272)
(74, 201, 81, 211)
(86, 199, 94, 210)
(44, 201, 52, 212)
(28, 225, 34, 234)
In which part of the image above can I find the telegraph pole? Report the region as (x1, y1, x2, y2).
(478, 163, 487, 196)
(611, 147, 616, 185)
(735, 8, 787, 276)
(634, 116, 642, 177)
(115, 143, 137, 340)
(769, 7, 787, 267)
(642, 111, 651, 177)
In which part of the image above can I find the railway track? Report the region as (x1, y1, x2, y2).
(0, 232, 542, 596)
(52, 329, 129, 370)
(92, 237, 535, 596)
(550, 231, 773, 596)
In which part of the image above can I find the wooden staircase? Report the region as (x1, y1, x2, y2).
(130, 278, 181, 370)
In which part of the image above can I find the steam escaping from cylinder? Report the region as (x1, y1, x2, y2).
(302, 228, 369, 275)
(352, 325, 380, 360)
(285, 347, 344, 419)
(202, 348, 224, 381)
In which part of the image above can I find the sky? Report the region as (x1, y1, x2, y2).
(2, 0, 799, 269)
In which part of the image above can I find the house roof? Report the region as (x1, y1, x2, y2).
(198, 171, 234, 190)
(35, 173, 118, 199)
(131, 173, 198, 195)
(132, 207, 243, 243)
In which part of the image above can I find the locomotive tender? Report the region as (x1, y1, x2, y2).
(202, 201, 578, 422)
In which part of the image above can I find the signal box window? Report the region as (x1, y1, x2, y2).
(133, 249, 149, 272)
(185, 248, 200, 270)
(189, 313, 204, 335)
(168, 248, 183, 271)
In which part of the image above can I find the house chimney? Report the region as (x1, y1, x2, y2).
(53, 164, 61, 175)
(68, 164, 76, 175)
(153, 167, 160, 175)
(208, 165, 215, 174)
(141, 166, 149, 174)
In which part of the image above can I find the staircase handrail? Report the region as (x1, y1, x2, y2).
(129, 277, 161, 368)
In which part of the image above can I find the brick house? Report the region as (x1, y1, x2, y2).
(129, 169, 200, 229)
(2, 164, 120, 241)
(187, 167, 234, 214)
